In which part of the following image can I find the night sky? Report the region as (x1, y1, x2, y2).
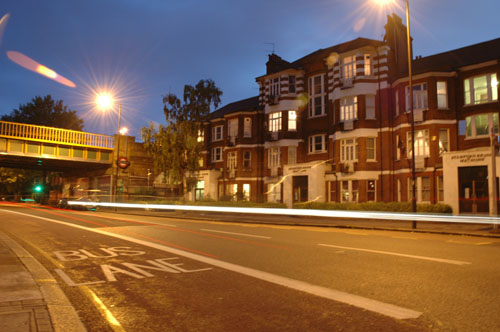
(0, 0, 498, 138)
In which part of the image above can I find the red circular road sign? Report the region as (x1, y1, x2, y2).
(117, 156, 130, 169)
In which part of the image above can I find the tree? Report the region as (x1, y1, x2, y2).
(1, 95, 84, 130)
(141, 79, 222, 198)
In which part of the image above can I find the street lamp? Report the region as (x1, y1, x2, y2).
(374, 0, 417, 228)
(96, 93, 124, 203)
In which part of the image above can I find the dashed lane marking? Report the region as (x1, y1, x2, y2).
(3, 209, 423, 320)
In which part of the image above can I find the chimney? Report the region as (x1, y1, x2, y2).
(266, 54, 290, 75)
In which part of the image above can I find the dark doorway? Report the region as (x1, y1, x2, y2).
(458, 166, 489, 213)
(292, 176, 308, 203)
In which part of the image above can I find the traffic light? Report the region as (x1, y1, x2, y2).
(34, 184, 43, 193)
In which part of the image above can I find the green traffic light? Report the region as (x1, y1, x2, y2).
(34, 185, 43, 193)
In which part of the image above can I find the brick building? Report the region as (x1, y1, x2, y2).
(196, 14, 500, 214)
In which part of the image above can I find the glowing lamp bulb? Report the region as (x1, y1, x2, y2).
(96, 93, 114, 110)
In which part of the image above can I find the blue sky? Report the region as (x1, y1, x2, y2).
(0, 0, 499, 138)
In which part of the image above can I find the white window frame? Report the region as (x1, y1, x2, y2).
(212, 147, 222, 162)
(212, 125, 223, 141)
(269, 112, 282, 132)
(243, 117, 252, 138)
(366, 137, 376, 161)
(308, 74, 325, 118)
(228, 118, 238, 139)
(268, 147, 281, 168)
(364, 54, 372, 76)
(340, 96, 358, 121)
(407, 129, 430, 158)
(437, 175, 444, 201)
(406, 83, 428, 112)
(464, 73, 498, 105)
(341, 55, 356, 79)
(227, 151, 237, 170)
(437, 81, 448, 109)
(367, 179, 376, 201)
(438, 128, 449, 156)
(341, 180, 358, 202)
(308, 135, 326, 154)
(340, 138, 358, 162)
(465, 113, 499, 138)
(270, 77, 280, 96)
(421, 176, 431, 202)
(288, 110, 297, 131)
(366, 95, 375, 119)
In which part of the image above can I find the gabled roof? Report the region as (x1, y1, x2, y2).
(210, 96, 260, 120)
(412, 37, 500, 75)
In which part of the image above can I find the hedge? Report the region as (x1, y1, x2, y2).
(293, 201, 452, 214)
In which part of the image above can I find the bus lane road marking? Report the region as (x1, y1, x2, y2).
(3, 209, 423, 320)
(318, 243, 471, 266)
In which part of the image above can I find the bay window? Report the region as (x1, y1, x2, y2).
(341, 138, 358, 161)
(465, 113, 499, 138)
(308, 74, 325, 117)
(464, 73, 498, 105)
(340, 96, 358, 121)
(406, 83, 428, 111)
(407, 129, 429, 157)
(269, 112, 282, 132)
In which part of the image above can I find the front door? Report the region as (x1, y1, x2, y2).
(458, 166, 489, 213)
(292, 176, 308, 203)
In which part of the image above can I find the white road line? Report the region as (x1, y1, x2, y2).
(200, 228, 271, 239)
(2, 209, 422, 320)
(318, 243, 471, 266)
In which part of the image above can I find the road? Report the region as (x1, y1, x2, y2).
(1, 204, 499, 332)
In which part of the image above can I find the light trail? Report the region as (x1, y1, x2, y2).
(67, 201, 500, 225)
(6, 50, 76, 88)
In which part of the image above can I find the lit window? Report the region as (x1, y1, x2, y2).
(197, 129, 204, 142)
(464, 73, 497, 105)
(341, 56, 356, 79)
(437, 81, 448, 108)
(340, 96, 358, 121)
(308, 135, 326, 153)
(406, 83, 428, 111)
(269, 112, 282, 132)
(308, 75, 325, 117)
(438, 129, 449, 156)
(407, 129, 430, 157)
(465, 113, 499, 138)
(243, 117, 252, 138)
(288, 110, 297, 131)
(364, 54, 371, 76)
(340, 138, 358, 161)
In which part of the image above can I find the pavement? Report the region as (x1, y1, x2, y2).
(0, 231, 86, 332)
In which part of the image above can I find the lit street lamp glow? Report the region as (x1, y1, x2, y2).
(96, 93, 114, 111)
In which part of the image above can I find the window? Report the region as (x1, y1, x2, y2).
(437, 81, 448, 108)
(341, 180, 358, 202)
(406, 83, 428, 111)
(270, 77, 280, 96)
(227, 151, 237, 170)
(195, 181, 204, 201)
(366, 137, 376, 161)
(243, 151, 251, 168)
(464, 73, 498, 105)
(407, 129, 429, 157)
(269, 112, 282, 132)
(340, 96, 358, 121)
(212, 147, 222, 162)
(268, 147, 280, 168)
(243, 117, 252, 137)
(397, 179, 402, 202)
(341, 138, 358, 161)
(366, 95, 375, 119)
(228, 118, 238, 138)
(242, 184, 250, 201)
(421, 176, 430, 201)
(329, 181, 337, 202)
(289, 75, 296, 94)
(308, 74, 325, 117)
(364, 54, 371, 76)
(396, 134, 401, 160)
(288, 146, 297, 165)
(408, 177, 415, 201)
(437, 175, 444, 201)
(309, 135, 326, 153)
(438, 129, 449, 156)
(367, 180, 376, 201)
(465, 113, 499, 138)
(395, 92, 399, 116)
(341, 56, 356, 79)
(267, 183, 281, 203)
(288, 110, 297, 131)
(212, 125, 223, 141)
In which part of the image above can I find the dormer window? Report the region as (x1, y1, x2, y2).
(341, 56, 356, 79)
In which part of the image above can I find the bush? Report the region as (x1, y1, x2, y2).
(293, 201, 452, 214)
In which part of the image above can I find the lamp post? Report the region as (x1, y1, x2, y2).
(96, 93, 123, 203)
(375, 0, 416, 228)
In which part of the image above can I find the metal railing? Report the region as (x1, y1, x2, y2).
(0, 121, 114, 149)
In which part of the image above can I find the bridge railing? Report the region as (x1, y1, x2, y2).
(0, 121, 114, 149)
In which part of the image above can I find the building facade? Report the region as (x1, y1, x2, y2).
(197, 15, 500, 214)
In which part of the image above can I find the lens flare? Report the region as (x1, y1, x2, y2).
(0, 13, 9, 47)
(6, 50, 76, 88)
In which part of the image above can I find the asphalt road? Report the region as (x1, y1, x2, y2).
(1, 204, 499, 332)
